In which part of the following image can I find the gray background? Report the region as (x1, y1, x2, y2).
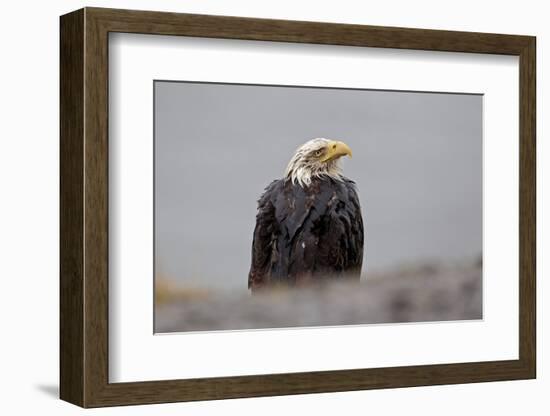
(155, 81, 482, 291)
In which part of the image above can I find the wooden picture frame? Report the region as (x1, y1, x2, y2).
(60, 7, 536, 408)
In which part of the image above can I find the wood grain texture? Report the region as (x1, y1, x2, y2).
(59, 8, 84, 406)
(59, 7, 537, 408)
(89, 7, 532, 54)
(83, 10, 110, 406)
(518, 38, 536, 376)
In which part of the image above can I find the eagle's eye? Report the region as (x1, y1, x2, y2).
(314, 149, 324, 157)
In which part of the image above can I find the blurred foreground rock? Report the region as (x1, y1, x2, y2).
(155, 260, 482, 333)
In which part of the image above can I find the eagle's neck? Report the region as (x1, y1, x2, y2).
(284, 157, 343, 187)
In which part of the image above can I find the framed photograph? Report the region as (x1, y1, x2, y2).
(60, 7, 536, 408)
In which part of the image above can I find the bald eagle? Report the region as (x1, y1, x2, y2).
(248, 138, 364, 292)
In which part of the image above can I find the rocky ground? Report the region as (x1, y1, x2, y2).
(155, 259, 482, 333)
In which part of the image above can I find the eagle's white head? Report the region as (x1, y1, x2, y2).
(284, 138, 353, 187)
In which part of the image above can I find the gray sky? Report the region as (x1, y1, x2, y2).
(155, 81, 482, 291)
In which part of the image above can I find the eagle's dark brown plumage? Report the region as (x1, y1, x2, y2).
(248, 139, 364, 292)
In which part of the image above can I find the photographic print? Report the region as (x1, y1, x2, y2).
(154, 81, 482, 333)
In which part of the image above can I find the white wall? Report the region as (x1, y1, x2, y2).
(0, 0, 545, 414)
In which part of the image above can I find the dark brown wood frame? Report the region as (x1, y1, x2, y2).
(60, 7, 536, 408)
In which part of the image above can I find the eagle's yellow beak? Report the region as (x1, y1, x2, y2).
(321, 140, 353, 162)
